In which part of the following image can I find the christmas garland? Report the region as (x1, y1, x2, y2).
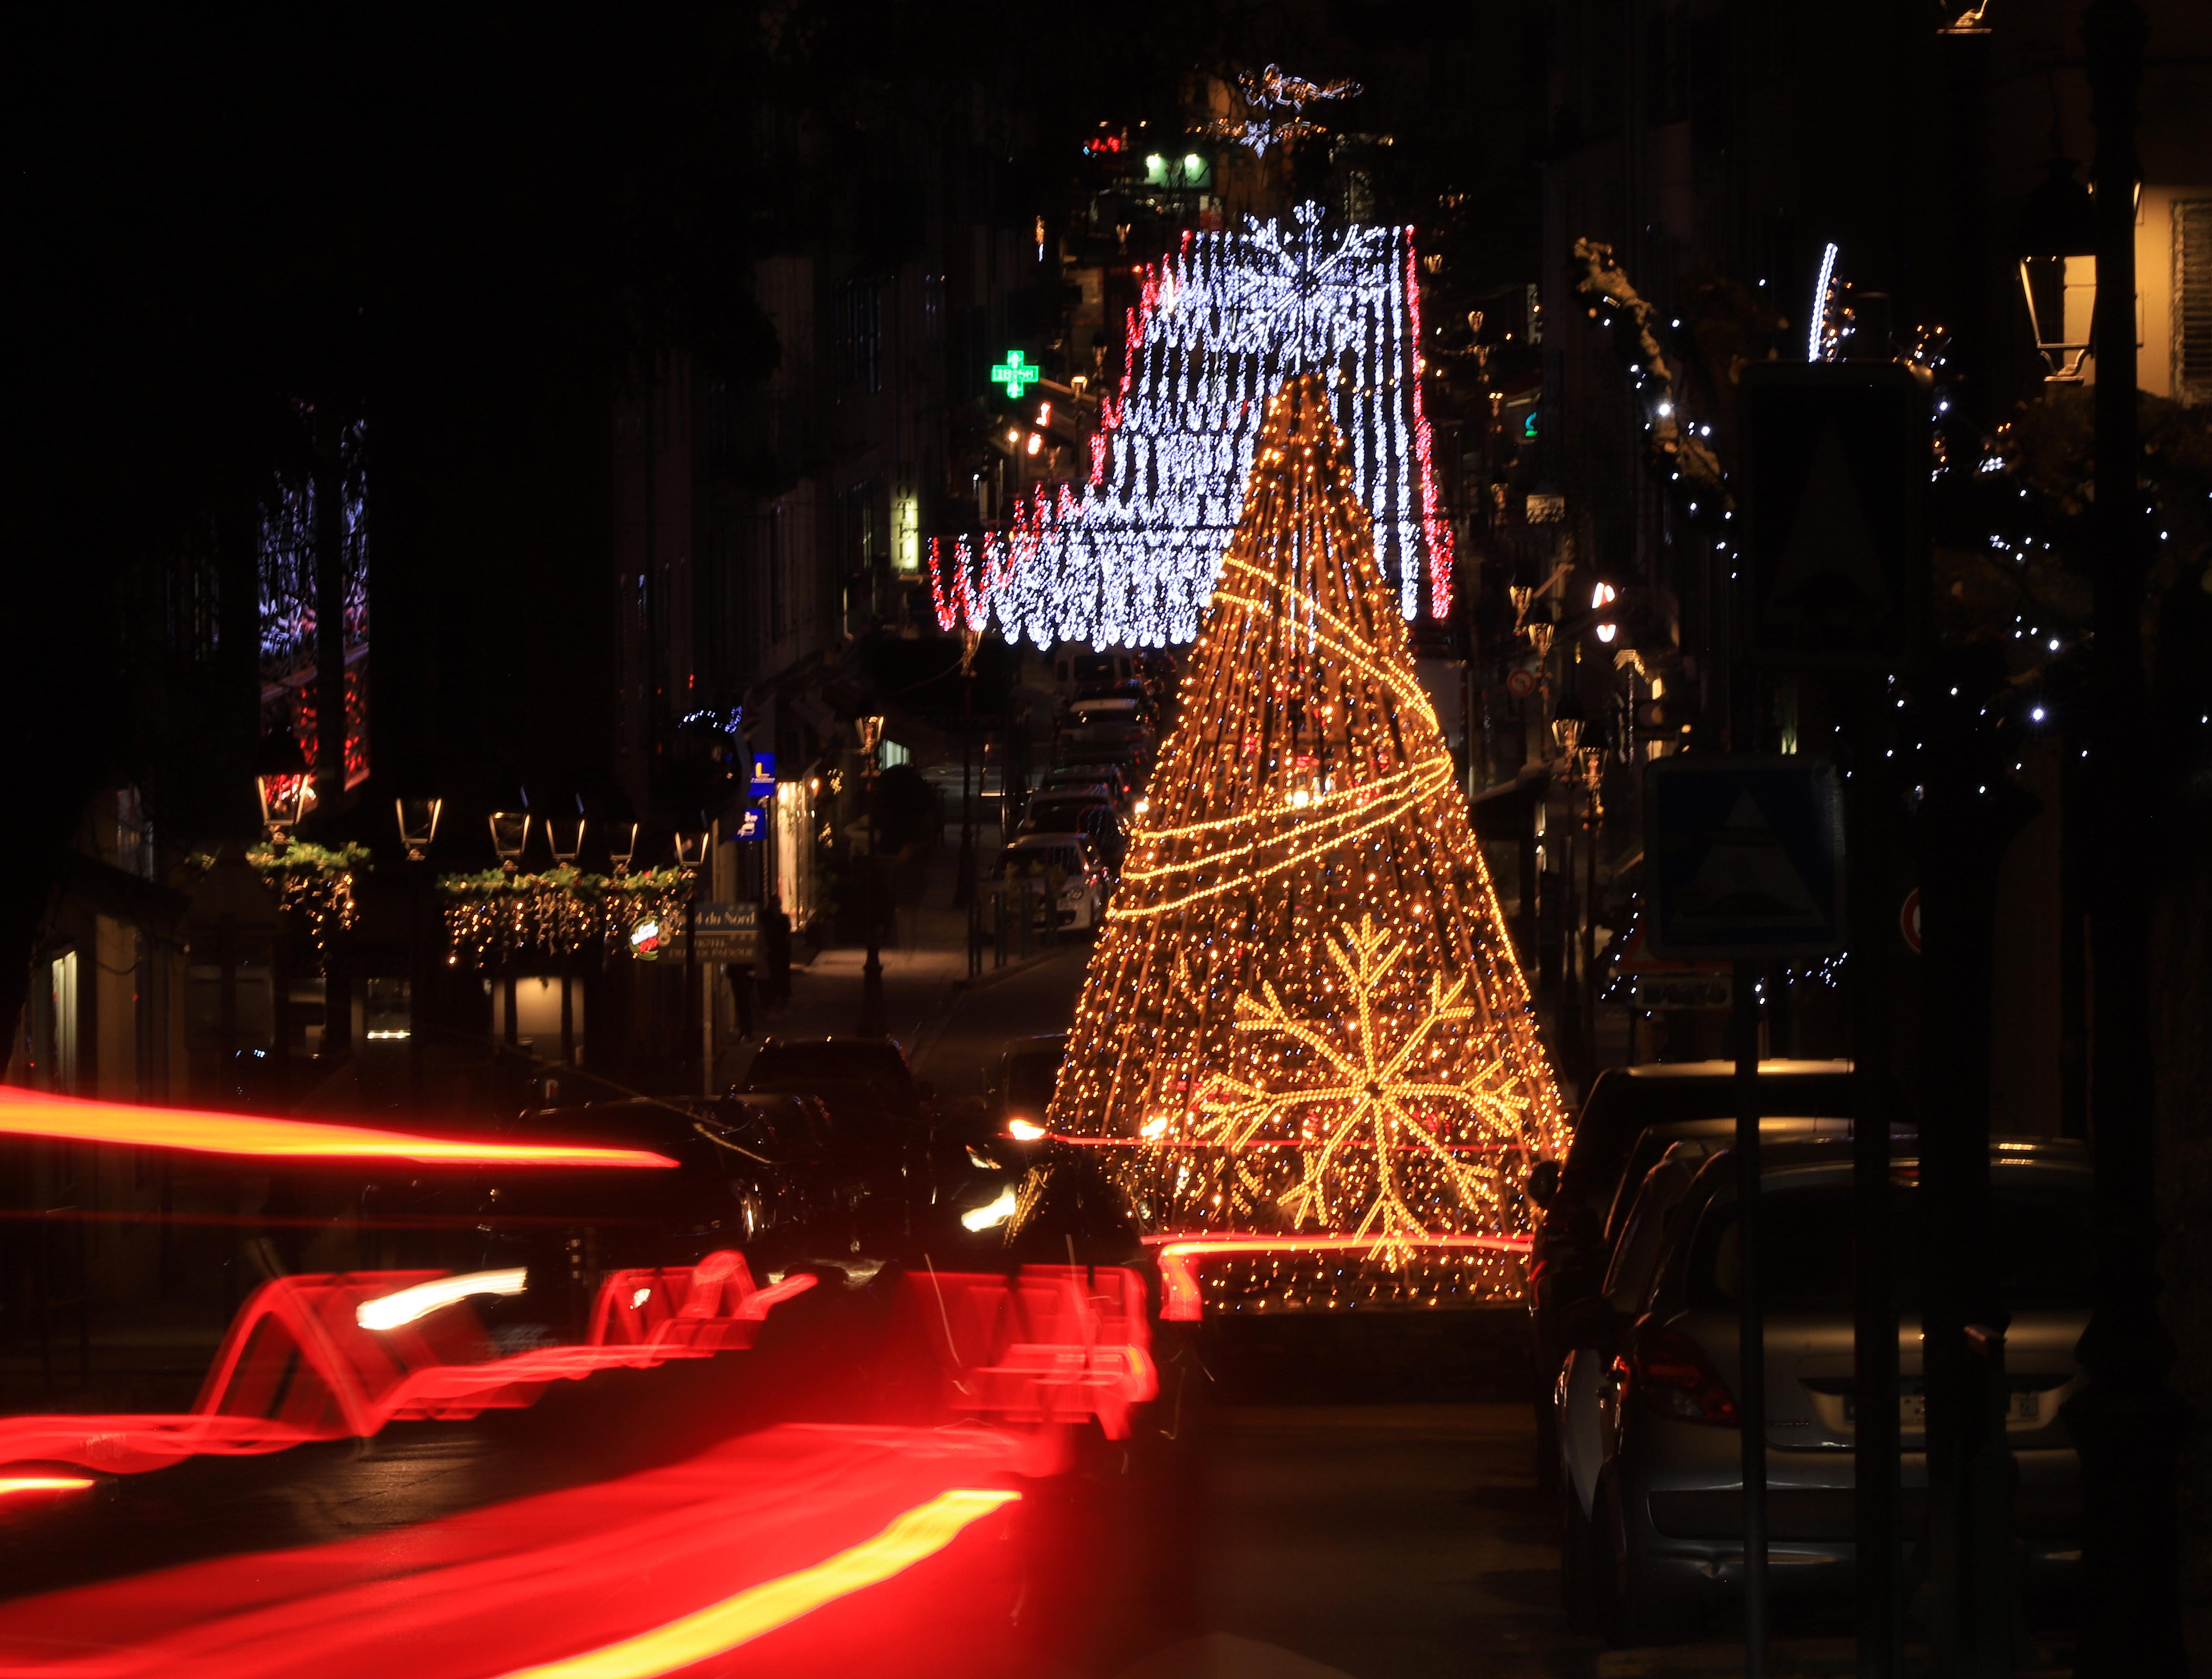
(436, 866, 691, 966)
(233, 840, 369, 954)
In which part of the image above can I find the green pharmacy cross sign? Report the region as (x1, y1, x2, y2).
(990, 350, 1041, 399)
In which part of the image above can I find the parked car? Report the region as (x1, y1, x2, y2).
(987, 834, 1108, 934)
(1553, 1115, 1913, 1629)
(1531, 1062, 1880, 1364)
(1581, 1137, 2093, 1642)
(1018, 792, 1125, 871)
(1039, 764, 1134, 809)
(1056, 739, 1149, 790)
(1066, 694, 1149, 729)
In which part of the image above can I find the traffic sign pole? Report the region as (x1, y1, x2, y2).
(1733, 959, 1769, 1677)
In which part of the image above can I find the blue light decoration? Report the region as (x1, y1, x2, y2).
(928, 203, 1454, 647)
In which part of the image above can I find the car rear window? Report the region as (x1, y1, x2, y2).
(744, 1043, 914, 1109)
(1685, 1172, 2094, 1312)
(1567, 1074, 1866, 1219)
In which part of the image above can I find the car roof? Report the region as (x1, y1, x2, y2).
(1001, 1032, 1069, 1057)
(1689, 1134, 2091, 1185)
(1605, 1059, 1854, 1079)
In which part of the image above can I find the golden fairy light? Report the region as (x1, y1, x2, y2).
(1045, 374, 1567, 1275)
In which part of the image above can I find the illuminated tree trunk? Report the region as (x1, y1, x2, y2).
(1047, 376, 1566, 1272)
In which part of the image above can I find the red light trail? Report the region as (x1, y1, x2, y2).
(0, 1086, 677, 1169)
(497, 1487, 1021, 1679)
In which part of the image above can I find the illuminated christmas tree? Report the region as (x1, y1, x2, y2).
(929, 203, 1453, 647)
(1045, 376, 1566, 1297)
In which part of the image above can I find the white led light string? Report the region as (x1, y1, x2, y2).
(929, 206, 1456, 648)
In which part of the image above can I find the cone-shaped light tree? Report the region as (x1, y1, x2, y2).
(1046, 376, 1567, 1275)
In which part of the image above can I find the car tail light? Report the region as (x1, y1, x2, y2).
(1620, 1325, 1740, 1427)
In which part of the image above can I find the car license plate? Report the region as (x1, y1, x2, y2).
(1842, 1388, 2042, 1424)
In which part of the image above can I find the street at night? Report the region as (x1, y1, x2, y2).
(6, 6, 2211, 1677)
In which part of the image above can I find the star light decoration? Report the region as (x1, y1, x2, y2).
(1043, 376, 1564, 1286)
(929, 203, 1453, 647)
(1201, 63, 1364, 156)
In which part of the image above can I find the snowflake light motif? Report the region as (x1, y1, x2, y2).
(1189, 915, 1536, 1266)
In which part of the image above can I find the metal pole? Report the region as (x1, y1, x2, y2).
(2067, 6, 2187, 1673)
(957, 663, 976, 907)
(1733, 959, 1768, 1676)
(859, 757, 885, 1038)
(1849, 682, 1899, 1679)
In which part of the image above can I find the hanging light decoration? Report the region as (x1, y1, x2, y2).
(928, 204, 1455, 646)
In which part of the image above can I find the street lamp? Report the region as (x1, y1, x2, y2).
(255, 729, 313, 849)
(546, 813, 587, 868)
(488, 811, 532, 874)
(857, 714, 887, 1038)
(2016, 155, 2098, 382)
(607, 822, 639, 877)
(1550, 690, 1586, 757)
(393, 797, 442, 1091)
(675, 823, 710, 1089)
(395, 797, 442, 862)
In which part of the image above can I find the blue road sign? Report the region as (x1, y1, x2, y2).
(1643, 756, 1845, 960)
(748, 754, 776, 800)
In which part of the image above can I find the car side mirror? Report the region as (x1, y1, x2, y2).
(1525, 1158, 1561, 1210)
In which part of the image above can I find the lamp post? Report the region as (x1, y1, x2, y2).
(955, 627, 983, 907)
(547, 811, 585, 1066)
(255, 729, 313, 850)
(395, 798, 442, 1094)
(2066, 5, 2186, 1673)
(2015, 157, 2098, 385)
(675, 824, 710, 1089)
(857, 715, 886, 1038)
(486, 810, 531, 1048)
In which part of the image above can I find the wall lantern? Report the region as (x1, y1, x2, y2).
(1551, 691, 1587, 756)
(487, 811, 532, 874)
(2017, 157, 2098, 383)
(546, 815, 587, 868)
(255, 729, 313, 848)
(607, 822, 639, 878)
(673, 828, 711, 875)
(395, 797, 442, 863)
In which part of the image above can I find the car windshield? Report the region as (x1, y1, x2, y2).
(1004, 1048, 1064, 1115)
(1686, 1171, 2095, 1312)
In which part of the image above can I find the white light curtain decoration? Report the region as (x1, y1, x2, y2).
(928, 203, 1454, 648)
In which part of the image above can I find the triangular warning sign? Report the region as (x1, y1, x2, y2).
(1673, 791, 1828, 930)
(1766, 420, 1891, 627)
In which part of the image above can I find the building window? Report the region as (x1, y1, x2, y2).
(48, 951, 79, 1093)
(842, 279, 883, 393)
(2176, 199, 2212, 406)
(767, 504, 787, 643)
(922, 273, 946, 345)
